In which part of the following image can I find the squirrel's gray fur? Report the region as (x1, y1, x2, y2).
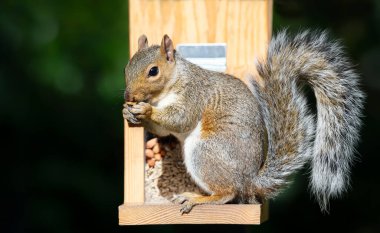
(253, 31, 364, 210)
(123, 30, 364, 213)
(251, 30, 364, 211)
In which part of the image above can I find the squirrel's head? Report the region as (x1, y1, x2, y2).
(124, 34, 176, 103)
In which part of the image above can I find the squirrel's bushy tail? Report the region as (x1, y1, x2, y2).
(252, 30, 364, 211)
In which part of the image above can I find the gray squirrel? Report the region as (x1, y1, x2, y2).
(122, 30, 364, 214)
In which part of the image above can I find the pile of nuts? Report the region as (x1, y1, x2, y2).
(145, 138, 165, 167)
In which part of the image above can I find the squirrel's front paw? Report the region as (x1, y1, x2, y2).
(122, 104, 141, 124)
(130, 102, 152, 120)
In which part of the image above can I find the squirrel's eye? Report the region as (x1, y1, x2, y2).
(148, 66, 159, 77)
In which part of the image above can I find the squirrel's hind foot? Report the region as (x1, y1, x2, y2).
(172, 192, 235, 214)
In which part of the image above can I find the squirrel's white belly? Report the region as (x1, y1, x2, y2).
(182, 121, 212, 194)
(153, 92, 178, 108)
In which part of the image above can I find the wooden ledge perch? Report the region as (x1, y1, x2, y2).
(119, 203, 269, 225)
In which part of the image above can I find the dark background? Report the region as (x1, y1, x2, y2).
(2, 0, 379, 232)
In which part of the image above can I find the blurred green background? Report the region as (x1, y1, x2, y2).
(2, 0, 379, 232)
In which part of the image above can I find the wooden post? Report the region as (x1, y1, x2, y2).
(123, 121, 144, 204)
(119, 0, 273, 225)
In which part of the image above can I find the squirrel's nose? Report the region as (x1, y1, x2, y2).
(124, 90, 135, 102)
(124, 90, 130, 101)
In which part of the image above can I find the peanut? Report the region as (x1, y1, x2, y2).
(145, 149, 154, 158)
(146, 138, 158, 149)
(126, 101, 137, 106)
(154, 153, 162, 161)
(152, 143, 160, 154)
(147, 158, 155, 167)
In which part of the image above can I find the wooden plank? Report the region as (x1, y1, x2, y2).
(128, 0, 273, 79)
(123, 18, 147, 204)
(119, 203, 268, 225)
(124, 120, 145, 204)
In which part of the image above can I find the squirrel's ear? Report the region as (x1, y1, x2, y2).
(138, 34, 148, 51)
(161, 35, 175, 62)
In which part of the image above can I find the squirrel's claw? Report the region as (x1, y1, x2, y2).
(172, 193, 196, 214)
(130, 102, 152, 119)
(129, 117, 141, 124)
(180, 202, 194, 215)
(122, 107, 141, 124)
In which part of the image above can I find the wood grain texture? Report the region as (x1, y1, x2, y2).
(119, 203, 268, 225)
(124, 120, 145, 204)
(129, 0, 273, 79)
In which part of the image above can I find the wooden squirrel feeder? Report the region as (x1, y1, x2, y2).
(119, 0, 273, 225)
